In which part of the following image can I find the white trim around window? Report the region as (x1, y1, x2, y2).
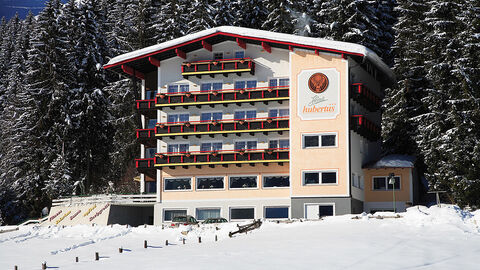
(302, 132, 338, 148)
(263, 206, 290, 219)
(302, 170, 339, 186)
(229, 206, 256, 221)
(372, 175, 401, 191)
(163, 176, 193, 192)
(195, 175, 225, 191)
(163, 208, 188, 222)
(262, 174, 290, 189)
(228, 175, 259, 190)
(304, 203, 336, 218)
(195, 207, 222, 221)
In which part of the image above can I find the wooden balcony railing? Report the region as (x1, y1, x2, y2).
(181, 58, 254, 78)
(350, 83, 381, 112)
(136, 99, 156, 110)
(136, 158, 155, 169)
(155, 86, 289, 107)
(136, 128, 155, 139)
(155, 116, 289, 137)
(350, 115, 381, 141)
(154, 148, 289, 167)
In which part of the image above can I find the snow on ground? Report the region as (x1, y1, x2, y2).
(1, 205, 480, 270)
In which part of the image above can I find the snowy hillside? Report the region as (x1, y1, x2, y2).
(1, 205, 479, 270)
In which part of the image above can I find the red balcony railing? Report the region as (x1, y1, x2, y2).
(155, 85, 289, 106)
(136, 99, 156, 110)
(154, 148, 289, 167)
(155, 116, 289, 137)
(135, 158, 155, 169)
(350, 115, 381, 141)
(181, 57, 254, 78)
(350, 83, 381, 112)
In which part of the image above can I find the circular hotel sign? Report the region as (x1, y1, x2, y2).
(308, 73, 329, 94)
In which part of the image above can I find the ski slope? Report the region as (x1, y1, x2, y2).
(1, 205, 479, 270)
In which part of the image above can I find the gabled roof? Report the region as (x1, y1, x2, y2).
(104, 26, 394, 85)
(364, 155, 416, 169)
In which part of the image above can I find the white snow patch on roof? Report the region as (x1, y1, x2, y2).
(365, 154, 416, 168)
(105, 26, 394, 81)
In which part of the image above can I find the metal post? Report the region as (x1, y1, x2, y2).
(388, 173, 396, 213)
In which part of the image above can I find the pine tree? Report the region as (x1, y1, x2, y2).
(262, 0, 295, 33)
(185, 0, 215, 34)
(212, 0, 236, 27)
(234, 0, 267, 29)
(152, 0, 186, 43)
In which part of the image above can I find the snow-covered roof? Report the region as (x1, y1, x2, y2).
(104, 26, 394, 82)
(364, 155, 416, 169)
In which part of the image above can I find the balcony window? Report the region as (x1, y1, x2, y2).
(229, 176, 258, 189)
(235, 51, 245, 59)
(268, 139, 289, 149)
(263, 176, 289, 188)
(373, 176, 400, 190)
(167, 143, 189, 153)
(168, 84, 189, 93)
(303, 171, 338, 185)
(234, 110, 256, 120)
(279, 78, 289, 86)
(200, 82, 223, 91)
(213, 52, 223, 60)
(145, 148, 156, 159)
(145, 90, 155, 99)
(167, 113, 189, 123)
(164, 177, 192, 191)
(234, 80, 257, 90)
(200, 112, 223, 121)
(268, 108, 289, 118)
(200, 142, 222, 152)
(147, 119, 157, 129)
(269, 78, 289, 87)
(235, 140, 257, 150)
(164, 209, 187, 221)
(196, 208, 221, 220)
(196, 176, 224, 190)
(145, 181, 156, 194)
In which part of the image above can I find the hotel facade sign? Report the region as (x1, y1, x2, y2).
(297, 68, 340, 120)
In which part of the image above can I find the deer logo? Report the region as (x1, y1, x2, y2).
(308, 73, 329, 94)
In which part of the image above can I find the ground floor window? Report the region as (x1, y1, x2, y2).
(265, 207, 289, 219)
(196, 208, 221, 220)
(197, 176, 224, 190)
(164, 177, 191, 191)
(230, 208, 254, 220)
(319, 205, 334, 217)
(164, 209, 187, 221)
(373, 176, 400, 190)
(263, 175, 289, 188)
(229, 176, 257, 189)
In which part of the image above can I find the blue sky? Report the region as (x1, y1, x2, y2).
(0, 0, 67, 20)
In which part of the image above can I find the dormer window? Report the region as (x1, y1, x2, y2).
(213, 52, 223, 60)
(235, 51, 245, 59)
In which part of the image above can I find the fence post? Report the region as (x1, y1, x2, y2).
(144, 240, 147, 248)
(215, 235, 218, 242)
(165, 240, 168, 246)
(95, 252, 99, 261)
(119, 247, 123, 253)
(75, 257, 79, 262)
(198, 237, 201, 243)
(41, 262, 46, 270)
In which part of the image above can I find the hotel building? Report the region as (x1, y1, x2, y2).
(102, 26, 420, 225)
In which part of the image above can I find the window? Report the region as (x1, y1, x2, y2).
(164, 209, 187, 221)
(167, 113, 189, 123)
(352, 174, 364, 190)
(145, 90, 155, 99)
(265, 207, 288, 219)
(234, 110, 256, 120)
(263, 175, 289, 188)
(213, 52, 223, 60)
(269, 78, 289, 87)
(200, 112, 223, 121)
(373, 176, 400, 190)
(197, 176, 224, 190)
(179, 84, 189, 92)
(319, 205, 334, 217)
(145, 148, 156, 159)
(164, 177, 191, 191)
(235, 80, 257, 90)
(200, 82, 223, 91)
(200, 142, 222, 152)
(167, 143, 189, 153)
(229, 176, 257, 189)
(268, 139, 289, 149)
(302, 133, 337, 148)
(235, 140, 257, 150)
(235, 51, 245, 59)
(167, 84, 189, 94)
(145, 181, 156, 194)
(230, 208, 254, 220)
(147, 119, 157, 129)
(268, 108, 289, 118)
(196, 208, 221, 220)
(168, 85, 178, 93)
(303, 171, 338, 185)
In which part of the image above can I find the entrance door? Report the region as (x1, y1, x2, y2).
(305, 204, 319, 219)
(305, 204, 334, 219)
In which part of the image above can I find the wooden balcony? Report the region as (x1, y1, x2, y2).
(135, 158, 155, 174)
(154, 148, 289, 168)
(136, 99, 156, 118)
(181, 58, 254, 78)
(350, 83, 381, 112)
(155, 116, 289, 138)
(155, 86, 289, 108)
(350, 115, 381, 141)
(136, 129, 155, 147)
